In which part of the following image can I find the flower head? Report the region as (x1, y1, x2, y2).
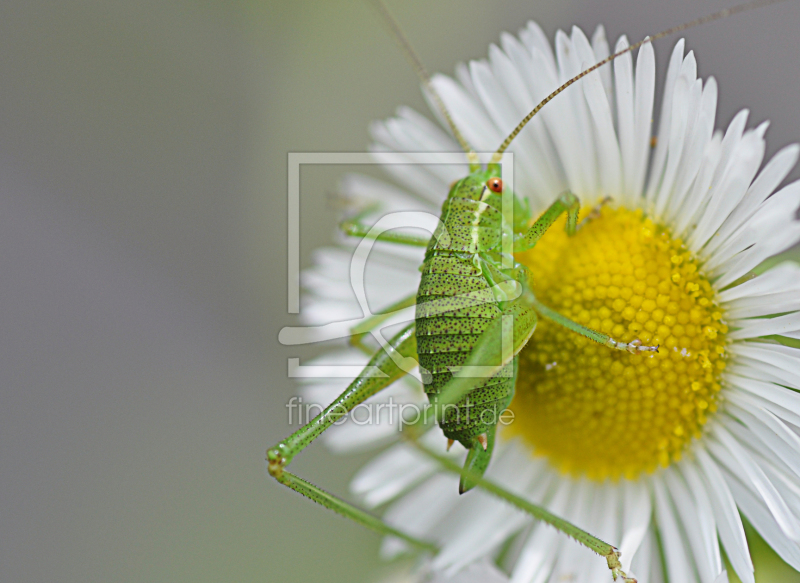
(298, 20, 800, 583)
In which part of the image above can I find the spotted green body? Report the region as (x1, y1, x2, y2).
(416, 170, 527, 457)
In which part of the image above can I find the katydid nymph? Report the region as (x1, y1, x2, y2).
(269, 1, 788, 581)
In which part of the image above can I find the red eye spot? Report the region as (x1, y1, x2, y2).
(487, 178, 503, 193)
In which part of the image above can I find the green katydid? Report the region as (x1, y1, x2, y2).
(269, 1, 789, 581)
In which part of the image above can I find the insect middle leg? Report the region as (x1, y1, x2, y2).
(526, 292, 659, 354)
(267, 322, 436, 551)
(348, 292, 417, 355)
(339, 208, 431, 247)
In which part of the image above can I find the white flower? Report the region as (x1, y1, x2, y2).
(296, 21, 800, 583)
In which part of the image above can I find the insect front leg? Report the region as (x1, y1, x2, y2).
(513, 190, 581, 252)
(513, 191, 614, 253)
(267, 322, 436, 552)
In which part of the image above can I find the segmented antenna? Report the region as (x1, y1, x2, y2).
(373, 0, 480, 167)
(491, 0, 791, 163)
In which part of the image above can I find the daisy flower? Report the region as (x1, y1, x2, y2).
(294, 20, 800, 583)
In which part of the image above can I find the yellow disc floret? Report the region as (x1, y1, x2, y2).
(507, 206, 728, 481)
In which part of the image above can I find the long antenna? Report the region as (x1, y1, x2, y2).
(373, 0, 480, 167)
(491, 0, 791, 163)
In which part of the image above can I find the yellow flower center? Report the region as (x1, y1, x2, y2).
(506, 206, 728, 480)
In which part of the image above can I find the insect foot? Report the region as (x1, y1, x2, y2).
(476, 433, 488, 451)
(266, 446, 287, 480)
(625, 339, 659, 355)
(604, 337, 659, 354)
(605, 548, 637, 583)
(446, 438, 455, 452)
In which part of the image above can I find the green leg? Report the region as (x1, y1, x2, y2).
(509, 192, 656, 354)
(339, 208, 431, 247)
(514, 192, 614, 253)
(267, 323, 435, 552)
(526, 292, 659, 354)
(404, 296, 637, 582)
(513, 190, 580, 252)
(409, 441, 635, 583)
(348, 292, 417, 355)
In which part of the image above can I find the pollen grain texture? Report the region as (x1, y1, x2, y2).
(508, 206, 727, 480)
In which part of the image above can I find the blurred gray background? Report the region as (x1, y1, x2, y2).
(1, 1, 799, 582)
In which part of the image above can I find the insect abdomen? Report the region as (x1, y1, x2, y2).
(414, 198, 515, 444)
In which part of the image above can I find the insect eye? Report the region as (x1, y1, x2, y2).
(487, 178, 503, 193)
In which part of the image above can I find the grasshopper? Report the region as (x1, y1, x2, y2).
(269, 2, 788, 581)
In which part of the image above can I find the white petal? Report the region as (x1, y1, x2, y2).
(724, 405, 800, 482)
(583, 53, 622, 196)
(696, 449, 754, 583)
(519, 21, 556, 76)
(707, 180, 800, 274)
(728, 342, 800, 390)
(429, 74, 503, 152)
(591, 25, 614, 111)
(470, 55, 550, 201)
(710, 423, 800, 541)
(665, 77, 716, 226)
(434, 445, 539, 572)
(631, 40, 655, 202)
(726, 477, 800, 571)
(619, 479, 652, 572)
(631, 526, 665, 583)
(728, 311, 800, 340)
(381, 473, 461, 558)
(673, 131, 723, 236)
(707, 143, 800, 256)
(718, 262, 800, 302)
(429, 560, 510, 583)
(552, 29, 596, 194)
(678, 461, 725, 578)
(549, 479, 594, 583)
(653, 477, 699, 583)
(689, 124, 764, 253)
(726, 384, 800, 431)
(613, 36, 635, 201)
(664, 468, 720, 583)
(510, 479, 571, 583)
(653, 53, 698, 221)
(352, 440, 442, 507)
(499, 32, 567, 203)
(645, 39, 685, 204)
